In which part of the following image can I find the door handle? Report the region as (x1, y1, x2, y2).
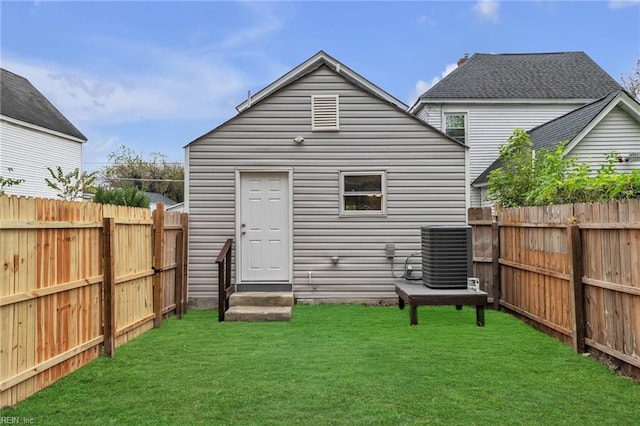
(241, 223, 246, 235)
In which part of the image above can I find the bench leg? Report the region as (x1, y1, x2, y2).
(455, 305, 462, 311)
(410, 305, 418, 326)
(398, 296, 405, 310)
(476, 305, 485, 327)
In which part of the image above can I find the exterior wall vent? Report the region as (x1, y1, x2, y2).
(421, 225, 472, 289)
(311, 95, 339, 131)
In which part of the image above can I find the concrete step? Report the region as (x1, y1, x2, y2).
(229, 292, 293, 308)
(224, 306, 292, 322)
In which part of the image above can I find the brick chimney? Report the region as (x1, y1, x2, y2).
(457, 53, 469, 67)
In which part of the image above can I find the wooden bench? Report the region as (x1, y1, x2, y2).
(395, 281, 488, 327)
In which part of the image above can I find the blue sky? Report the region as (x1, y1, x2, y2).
(1, 1, 639, 171)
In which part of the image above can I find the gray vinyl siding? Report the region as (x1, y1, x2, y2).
(570, 106, 640, 173)
(187, 66, 466, 304)
(416, 102, 586, 206)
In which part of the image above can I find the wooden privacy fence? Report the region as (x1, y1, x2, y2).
(0, 196, 188, 408)
(469, 199, 640, 373)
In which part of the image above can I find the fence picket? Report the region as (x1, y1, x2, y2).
(0, 195, 188, 408)
(469, 199, 640, 374)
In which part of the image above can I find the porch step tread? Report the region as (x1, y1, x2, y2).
(229, 292, 294, 308)
(224, 305, 292, 322)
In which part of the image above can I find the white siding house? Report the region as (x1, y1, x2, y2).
(472, 91, 640, 195)
(0, 68, 86, 199)
(568, 98, 640, 173)
(421, 103, 586, 205)
(185, 51, 468, 306)
(411, 52, 624, 206)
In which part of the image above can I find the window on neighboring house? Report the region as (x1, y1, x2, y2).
(312, 95, 339, 131)
(445, 113, 466, 143)
(339, 171, 386, 216)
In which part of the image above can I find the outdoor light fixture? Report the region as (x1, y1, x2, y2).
(618, 152, 640, 163)
(293, 136, 305, 144)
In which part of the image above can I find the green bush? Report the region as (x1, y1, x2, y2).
(92, 186, 150, 208)
(487, 129, 640, 207)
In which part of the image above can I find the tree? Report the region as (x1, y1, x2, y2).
(45, 166, 97, 200)
(0, 167, 25, 195)
(92, 186, 150, 208)
(621, 58, 640, 102)
(487, 129, 640, 208)
(101, 145, 184, 202)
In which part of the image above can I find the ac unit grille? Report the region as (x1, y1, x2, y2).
(422, 225, 472, 289)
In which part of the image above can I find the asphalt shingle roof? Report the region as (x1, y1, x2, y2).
(142, 191, 177, 206)
(419, 52, 623, 100)
(1, 67, 87, 141)
(473, 91, 621, 186)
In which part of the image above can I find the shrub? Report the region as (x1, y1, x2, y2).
(487, 129, 640, 207)
(92, 186, 150, 208)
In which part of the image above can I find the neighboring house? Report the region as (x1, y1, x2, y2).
(473, 90, 640, 198)
(410, 52, 623, 206)
(166, 202, 184, 213)
(0, 67, 87, 198)
(184, 51, 468, 306)
(142, 191, 178, 211)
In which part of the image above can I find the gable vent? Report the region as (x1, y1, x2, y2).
(311, 95, 339, 131)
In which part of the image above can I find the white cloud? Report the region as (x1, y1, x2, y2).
(474, 0, 500, 23)
(1, 47, 248, 127)
(409, 63, 457, 105)
(207, 2, 285, 50)
(609, 0, 640, 8)
(416, 15, 436, 26)
(0, 1, 292, 129)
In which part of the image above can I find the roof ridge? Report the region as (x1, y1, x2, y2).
(415, 51, 621, 102)
(474, 51, 585, 56)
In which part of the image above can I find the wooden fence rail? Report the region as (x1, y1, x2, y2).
(469, 199, 640, 375)
(0, 195, 188, 407)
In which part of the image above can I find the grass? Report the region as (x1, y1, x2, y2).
(2, 305, 640, 425)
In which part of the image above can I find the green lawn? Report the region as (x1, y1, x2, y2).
(2, 305, 639, 425)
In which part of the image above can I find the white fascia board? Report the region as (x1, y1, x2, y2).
(0, 115, 86, 144)
(184, 145, 190, 213)
(471, 181, 488, 188)
(408, 100, 424, 115)
(564, 93, 632, 154)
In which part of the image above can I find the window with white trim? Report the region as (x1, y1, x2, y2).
(445, 113, 466, 143)
(312, 95, 339, 131)
(339, 171, 386, 215)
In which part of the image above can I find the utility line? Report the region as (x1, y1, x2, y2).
(101, 177, 184, 182)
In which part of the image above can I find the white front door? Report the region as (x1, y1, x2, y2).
(239, 172, 290, 282)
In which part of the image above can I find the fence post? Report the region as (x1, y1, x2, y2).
(175, 228, 184, 319)
(153, 203, 165, 328)
(567, 223, 585, 353)
(181, 213, 189, 314)
(103, 217, 116, 357)
(491, 221, 501, 310)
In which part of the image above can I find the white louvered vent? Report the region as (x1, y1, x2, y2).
(311, 95, 339, 131)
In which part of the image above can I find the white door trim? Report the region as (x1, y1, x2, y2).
(235, 168, 293, 284)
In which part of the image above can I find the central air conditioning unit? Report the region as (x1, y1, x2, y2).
(421, 225, 472, 289)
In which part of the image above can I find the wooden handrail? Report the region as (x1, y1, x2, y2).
(216, 238, 234, 321)
(216, 238, 233, 264)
